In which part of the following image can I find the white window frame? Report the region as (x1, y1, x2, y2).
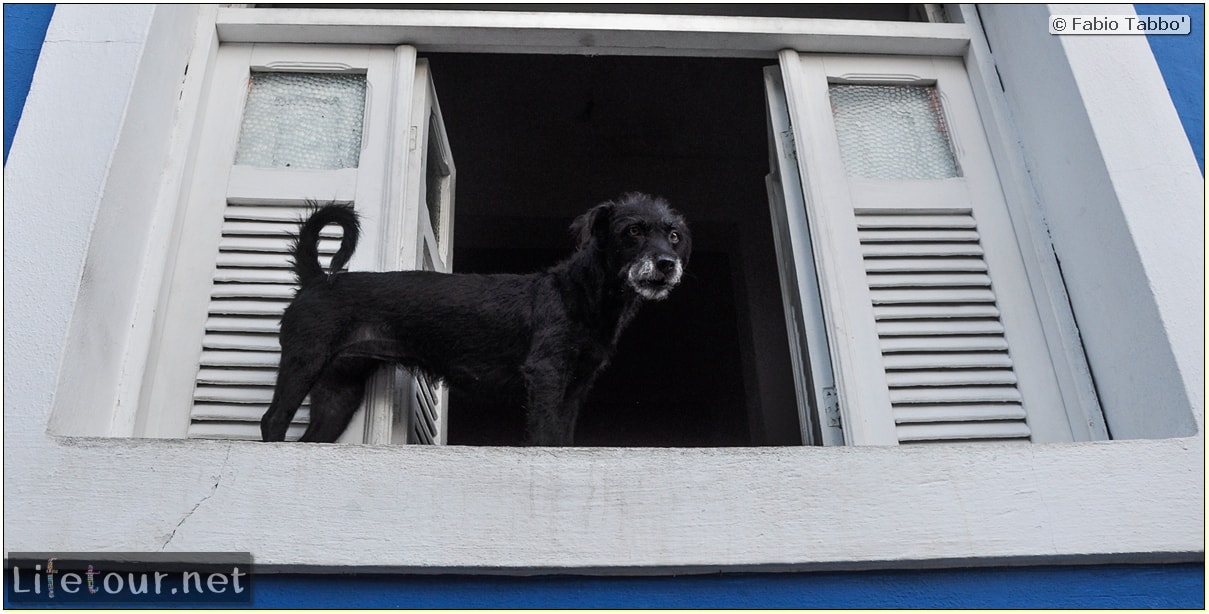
(8, 5, 1202, 571)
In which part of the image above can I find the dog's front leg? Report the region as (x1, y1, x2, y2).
(522, 358, 579, 447)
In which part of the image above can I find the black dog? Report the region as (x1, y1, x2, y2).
(260, 193, 691, 445)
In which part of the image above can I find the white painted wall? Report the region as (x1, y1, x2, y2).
(981, 3, 1203, 440)
(3, 4, 1202, 571)
(4, 5, 153, 440)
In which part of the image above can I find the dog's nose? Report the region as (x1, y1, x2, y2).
(655, 256, 678, 275)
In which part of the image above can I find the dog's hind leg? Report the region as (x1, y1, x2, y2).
(261, 360, 323, 442)
(298, 356, 376, 443)
(261, 330, 336, 441)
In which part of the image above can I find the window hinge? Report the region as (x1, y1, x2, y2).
(408, 126, 418, 151)
(823, 386, 841, 429)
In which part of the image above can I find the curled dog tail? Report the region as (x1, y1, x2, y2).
(291, 202, 361, 286)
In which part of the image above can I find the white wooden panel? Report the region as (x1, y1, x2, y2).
(224, 203, 330, 222)
(148, 43, 416, 443)
(215, 8, 971, 57)
(227, 166, 359, 203)
(778, 51, 899, 444)
(778, 52, 1098, 444)
(762, 65, 843, 446)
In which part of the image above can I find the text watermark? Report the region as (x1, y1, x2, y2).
(5, 552, 252, 606)
(1050, 15, 1192, 35)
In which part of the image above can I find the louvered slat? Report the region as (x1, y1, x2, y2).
(191, 404, 311, 423)
(202, 333, 280, 351)
(213, 267, 299, 284)
(189, 204, 346, 441)
(200, 349, 281, 367)
(204, 316, 281, 334)
(866, 272, 992, 288)
(874, 304, 1000, 319)
(858, 209, 1032, 444)
(216, 251, 332, 269)
(864, 257, 987, 273)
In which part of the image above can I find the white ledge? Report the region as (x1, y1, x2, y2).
(215, 8, 971, 57)
(6, 436, 1202, 572)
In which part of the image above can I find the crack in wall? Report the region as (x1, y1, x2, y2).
(160, 443, 232, 551)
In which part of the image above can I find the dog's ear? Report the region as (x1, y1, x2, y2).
(570, 202, 613, 251)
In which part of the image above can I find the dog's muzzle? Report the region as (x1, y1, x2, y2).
(626, 255, 683, 301)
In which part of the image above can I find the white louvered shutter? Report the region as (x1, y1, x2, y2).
(774, 53, 1107, 445)
(189, 204, 345, 440)
(141, 44, 451, 443)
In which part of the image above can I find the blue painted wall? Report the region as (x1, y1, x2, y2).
(3, 3, 54, 163)
(244, 564, 1204, 609)
(1, 4, 1204, 608)
(3, 563, 1204, 608)
(1136, 3, 1205, 171)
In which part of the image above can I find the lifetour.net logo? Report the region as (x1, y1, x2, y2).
(5, 552, 252, 606)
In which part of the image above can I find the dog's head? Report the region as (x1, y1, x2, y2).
(571, 193, 692, 301)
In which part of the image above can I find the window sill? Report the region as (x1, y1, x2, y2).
(9, 434, 1202, 572)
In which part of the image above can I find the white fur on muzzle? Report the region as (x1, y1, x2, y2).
(626, 256, 684, 301)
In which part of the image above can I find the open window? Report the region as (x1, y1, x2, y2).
(423, 53, 801, 446)
(766, 52, 1108, 444)
(141, 50, 804, 447)
(138, 44, 454, 443)
(141, 46, 1109, 448)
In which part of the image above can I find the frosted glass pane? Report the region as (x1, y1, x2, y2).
(829, 85, 959, 180)
(235, 73, 366, 170)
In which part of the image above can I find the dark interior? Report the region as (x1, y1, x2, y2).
(426, 53, 802, 446)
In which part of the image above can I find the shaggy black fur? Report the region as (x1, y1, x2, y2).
(260, 193, 691, 445)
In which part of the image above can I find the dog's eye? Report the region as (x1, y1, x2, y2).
(669, 231, 680, 244)
(627, 225, 643, 238)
